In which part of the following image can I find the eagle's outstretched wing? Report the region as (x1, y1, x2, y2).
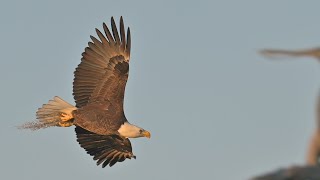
(75, 126, 135, 167)
(73, 16, 131, 108)
(73, 17, 138, 167)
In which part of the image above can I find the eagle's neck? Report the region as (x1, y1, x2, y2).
(118, 122, 142, 138)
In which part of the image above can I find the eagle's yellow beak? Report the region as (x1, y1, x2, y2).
(143, 130, 151, 138)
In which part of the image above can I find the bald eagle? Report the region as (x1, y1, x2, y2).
(20, 17, 151, 168)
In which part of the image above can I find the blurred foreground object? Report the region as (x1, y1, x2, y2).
(260, 47, 320, 166)
(306, 94, 320, 165)
(252, 166, 320, 180)
(260, 47, 320, 60)
(250, 48, 320, 179)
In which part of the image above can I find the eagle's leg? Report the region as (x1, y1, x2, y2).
(58, 112, 74, 127)
(58, 120, 74, 127)
(60, 112, 73, 121)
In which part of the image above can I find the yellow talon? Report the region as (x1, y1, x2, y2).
(60, 112, 72, 122)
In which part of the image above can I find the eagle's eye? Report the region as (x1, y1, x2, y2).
(139, 129, 143, 133)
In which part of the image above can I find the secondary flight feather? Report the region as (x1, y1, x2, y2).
(19, 17, 151, 168)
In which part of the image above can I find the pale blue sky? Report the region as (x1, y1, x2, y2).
(1, 0, 320, 179)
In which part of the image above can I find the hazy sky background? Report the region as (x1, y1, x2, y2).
(1, 0, 320, 179)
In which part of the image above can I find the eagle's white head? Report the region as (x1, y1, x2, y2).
(118, 122, 151, 138)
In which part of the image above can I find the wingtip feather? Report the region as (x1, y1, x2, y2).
(111, 17, 120, 44)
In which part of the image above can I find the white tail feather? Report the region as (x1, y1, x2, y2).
(18, 96, 77, 130)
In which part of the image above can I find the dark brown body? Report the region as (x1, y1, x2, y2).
(73, 101, 126, 135)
